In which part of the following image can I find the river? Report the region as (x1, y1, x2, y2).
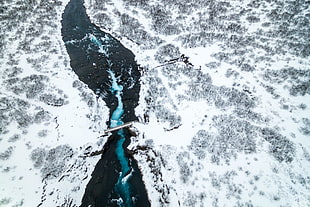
(61, 0, 150, 206)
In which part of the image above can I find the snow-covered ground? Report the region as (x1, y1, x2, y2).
(1, 0, 309, 206)
(0, 0, 109, 206)
(84, 0, 310, 206)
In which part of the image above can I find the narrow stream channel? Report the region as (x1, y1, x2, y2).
(61, 0, 150, 206)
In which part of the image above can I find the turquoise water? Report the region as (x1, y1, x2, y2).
(89, 34, 133, 207)
(108, 70, 133, 207)
(90, 32, 133, 205)
(89, 32, 133, 206)
(109, 70, 124, 127)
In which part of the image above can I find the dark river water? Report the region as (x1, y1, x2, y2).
(61, 0, 150, 206)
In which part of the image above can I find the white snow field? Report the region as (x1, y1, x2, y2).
(0, 0, 309, 206)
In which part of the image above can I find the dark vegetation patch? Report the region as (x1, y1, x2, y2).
(30, 148, 47, 169)
(261, 128, 295, 162)
(208, 170, 244, 200)
(149, 4, 181, 36)
(0, 198, 11, 206)
(186, 83, 257, 109)
(188, 130, 212, 160)
(72, 80, 97, 107)
(289, 82, 310, 96)
(155, 44, 180, 63)
(177, 152, 192, 183)
(5, 75, 48, 98)
(263, 68, 310, 96)
(4, 74, 68, 106)
(233, 108, 265, 123)
(8, 134, 21, 142)
(226, 68, 240, 79)
(299, 118, 310, 136)
(0, 146, 14, 160)
(39, 94, 66, 107)
(31, 145, 74, 179)
(189, 115, 258, 164)
(144, 71, 182, 128)
(3, 66, 23, 78)
(38, 130, 48, 137)
(117, 12, 163, 49)
(205, 61, 221, 69)
(183, 191, 206, 207)
(265, 0, 310, 58)
(0, 96, 52, 134)
(1, 0, 63, 57)
(246, 15, 260, 23)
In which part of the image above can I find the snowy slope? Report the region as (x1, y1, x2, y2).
(0, 0, 109, 206)
(84, 0, 310, 206)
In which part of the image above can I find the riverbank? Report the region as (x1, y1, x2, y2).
(0, 0, 108, 206)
